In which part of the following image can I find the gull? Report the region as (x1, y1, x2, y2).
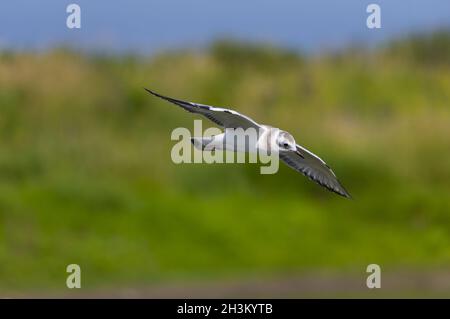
(145, 88, 351, 198)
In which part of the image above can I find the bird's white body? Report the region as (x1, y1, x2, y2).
(192, 125, 281, 154)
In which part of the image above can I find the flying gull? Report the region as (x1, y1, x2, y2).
(145, 88, 351, 198)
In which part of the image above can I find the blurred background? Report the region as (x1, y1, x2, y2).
(0, 0, 449, 297)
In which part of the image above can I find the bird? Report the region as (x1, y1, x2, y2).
(145, 88, 351, 198)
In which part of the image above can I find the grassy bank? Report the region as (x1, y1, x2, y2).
(0, 33, 449, 293)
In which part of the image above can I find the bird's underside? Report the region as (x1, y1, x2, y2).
(145, 88, 351, 198)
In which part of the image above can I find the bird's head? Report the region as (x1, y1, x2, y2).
(277, 131, 297, 152)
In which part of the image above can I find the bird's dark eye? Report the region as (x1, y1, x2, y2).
(283, 143, 289, 147)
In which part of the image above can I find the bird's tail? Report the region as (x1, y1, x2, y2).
(190, 137, 215, 151)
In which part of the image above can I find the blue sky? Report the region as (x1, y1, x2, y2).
(0, 0, 449, 54)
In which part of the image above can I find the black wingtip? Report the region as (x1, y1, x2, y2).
(322, 182, 352, 199)
(343, 192, 353, 200)
(144, 87, 190, 106)
(337, 184, 353, 200)
(144, 87, 162, 98)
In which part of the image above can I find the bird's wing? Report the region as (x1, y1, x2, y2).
(279, 144, 351, 198)
(145, 88, 261, 130)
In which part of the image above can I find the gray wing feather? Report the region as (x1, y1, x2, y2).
(280, 144, 351, 198)
(145, 88, 260, 130)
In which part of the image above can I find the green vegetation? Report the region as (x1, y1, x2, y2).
(0, 32, 449, 294)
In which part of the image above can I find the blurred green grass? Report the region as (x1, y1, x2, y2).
(0, 31, 450, 293)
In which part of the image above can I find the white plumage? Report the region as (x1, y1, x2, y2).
(145, 88, 351, 198)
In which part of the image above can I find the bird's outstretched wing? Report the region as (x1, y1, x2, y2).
(280, 144, 351, 198)
(145, 88, 261, 130)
